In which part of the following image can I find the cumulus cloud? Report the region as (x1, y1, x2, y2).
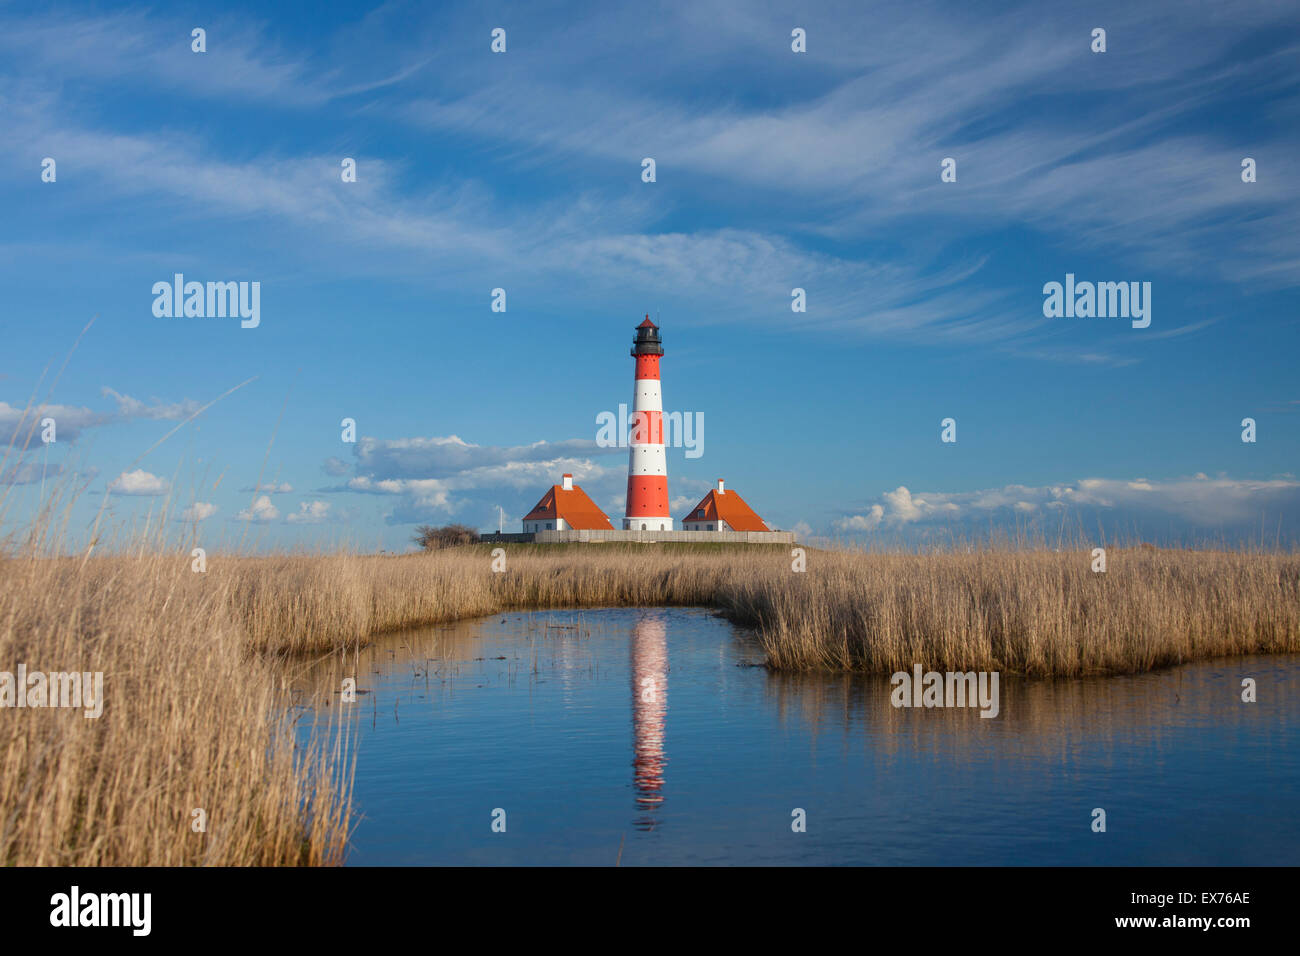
(108, 468, 169, 496)
(180, 501, 218, 522)
(350, 435, 618, 481)
(235, 495, 279, 523)
(321, 456, 350, 477)
(664, 477, 721, 518)
(839, 504, 885, 531)
(835, 475, 1300, 543)
(285, 500, 332, 524)
(322, 433, 624, 525)
(669, 495, 696, 514)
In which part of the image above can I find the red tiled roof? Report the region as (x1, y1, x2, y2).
(523, 483, 614, 530)
(638, 316, 657, 328)
(681, 488, 769, 531)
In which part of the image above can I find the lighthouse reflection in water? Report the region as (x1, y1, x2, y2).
(630, 613, 668, 829)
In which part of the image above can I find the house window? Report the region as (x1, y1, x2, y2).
(640, 523, 646, 530)
(546, 522, 552, 530)
(708, 524, 714, 530)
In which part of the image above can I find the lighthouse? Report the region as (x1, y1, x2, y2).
(624, 316, 672, 530)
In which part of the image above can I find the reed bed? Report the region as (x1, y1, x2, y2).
(0, 549, 354, 866)
(733, 547, 1300, 674)
(211, 544, 1299, 676)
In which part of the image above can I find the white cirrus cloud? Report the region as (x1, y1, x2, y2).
(0, 461, 64, 486)
(2, 389, 208, 446)
(100, 387, 202, 421)
(240, 481, 293, 494)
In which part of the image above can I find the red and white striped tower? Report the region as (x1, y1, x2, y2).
(624, 316, 672, 530)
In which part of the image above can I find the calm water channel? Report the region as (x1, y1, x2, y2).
(291, 607, 1299, 865)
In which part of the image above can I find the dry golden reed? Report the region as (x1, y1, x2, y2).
(0, 548, 354, 866)
(221, 543, 1299, 677)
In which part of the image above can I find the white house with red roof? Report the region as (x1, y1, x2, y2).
(681, 479, 771, 532)
(522, 474, 614, 532)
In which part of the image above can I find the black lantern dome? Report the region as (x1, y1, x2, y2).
(631, 315, 664, 356)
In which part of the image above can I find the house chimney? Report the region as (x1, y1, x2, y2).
(561, 473, 573, 491)
(717, 478, 725, 494)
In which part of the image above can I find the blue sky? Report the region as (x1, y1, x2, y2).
(1, 0, 1298, 550)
